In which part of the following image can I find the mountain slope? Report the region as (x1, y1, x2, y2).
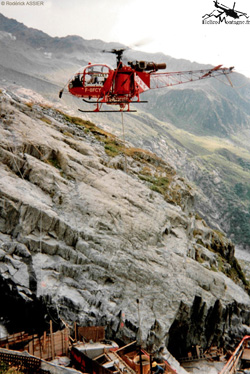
(1, 89, 250, 367)
(1, 12, 250, 252)
(144, 83, 250, 137)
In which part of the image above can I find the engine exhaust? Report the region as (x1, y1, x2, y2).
(128, 61, 167, 71)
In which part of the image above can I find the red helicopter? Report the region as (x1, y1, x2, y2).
(59, 48, 234, 112)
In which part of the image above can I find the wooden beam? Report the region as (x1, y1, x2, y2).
(50, 321, 55, 360)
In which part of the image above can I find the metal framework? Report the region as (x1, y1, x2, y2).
(150, 67, 234, 89)
(219, 336, 250, 374)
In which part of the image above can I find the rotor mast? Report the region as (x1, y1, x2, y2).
(103, 48, 126, 67)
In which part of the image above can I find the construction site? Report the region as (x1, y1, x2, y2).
(1, 325, 248, 374)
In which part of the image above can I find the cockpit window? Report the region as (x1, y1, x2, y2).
(84, 65, 110, 86)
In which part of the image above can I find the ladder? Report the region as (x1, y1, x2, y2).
(105, 350, 136, 374)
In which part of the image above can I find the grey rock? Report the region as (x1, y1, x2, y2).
(0, 91, 249, 362)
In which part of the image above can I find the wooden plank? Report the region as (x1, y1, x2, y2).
(19, 328, 69, 360)
(61, 330, 64, 354)
(0, 333, 33, 347)
(43, 331, 46, 353)
(75, 322, 77, 341)
(28, 340, 33, 355)
(50, 321, 55, 360)
(65, 328, 69, 356)
(77, 326, 105, 342)
(242, 348, 250, 360)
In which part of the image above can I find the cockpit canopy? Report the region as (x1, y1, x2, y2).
(69, 64, 113, 88)
(84, 64, 111, 86)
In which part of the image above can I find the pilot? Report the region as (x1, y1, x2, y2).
(72, 74, 82, 87)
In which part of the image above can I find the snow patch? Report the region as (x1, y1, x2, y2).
(0, 31, 16, 41)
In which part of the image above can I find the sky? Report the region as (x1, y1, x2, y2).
(1, 0, 250, 77)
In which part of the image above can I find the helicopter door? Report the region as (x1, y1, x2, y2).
(84, 65, 110, 87)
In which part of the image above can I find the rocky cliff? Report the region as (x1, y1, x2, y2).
(1, 12, 250, 252)
(0, 88, 250, 368)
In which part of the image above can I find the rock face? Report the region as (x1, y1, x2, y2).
(0, 89, 250, 364)
(1, 11, 250, 252)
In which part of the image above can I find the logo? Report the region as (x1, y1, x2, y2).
(202, 1, 249, 24)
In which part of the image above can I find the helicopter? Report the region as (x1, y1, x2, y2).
(213, 0, 248, 19)
(59, 48, 234, 113)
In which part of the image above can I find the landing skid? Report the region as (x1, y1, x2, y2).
(78, 109, 137, 113)
(82, 99, 148, 104)
(80, 98, 148, 112)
